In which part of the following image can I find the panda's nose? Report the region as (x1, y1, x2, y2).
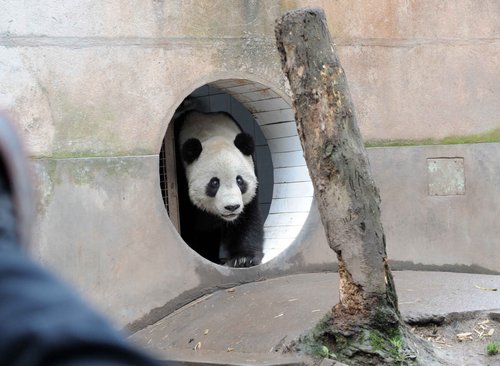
(225, 204, 240, 212)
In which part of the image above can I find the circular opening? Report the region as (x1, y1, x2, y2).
(159, 79, 313, 265)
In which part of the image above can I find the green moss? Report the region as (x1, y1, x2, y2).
(369, 331, 385, 350)
(388, 335, 405, 361)
(365, 138, 435, 148)
(366, 126, 500, 148)
(32, 148, 154, 160)
(63, 157, 141, 186)
(33, 159, 59, 215)
(366, 330, 413, 365)
(486, 342, 500, 356)
(54, 94, 113, 148)
(43, 92, 156, 159)
(297, 312, 337, 358)
(441, 126, 500, 144)
(32, 156, 149, 211)
(297, 311, 417, 364)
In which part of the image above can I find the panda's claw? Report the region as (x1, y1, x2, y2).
(226, 256, 258, 268)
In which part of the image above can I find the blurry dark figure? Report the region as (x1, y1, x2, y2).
(0, 114, 165, 366)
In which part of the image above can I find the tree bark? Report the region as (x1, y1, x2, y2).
(276, 5, 398, 331)
(275, 8, 430, 365)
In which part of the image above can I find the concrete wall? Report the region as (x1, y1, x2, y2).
(320, 0, 500, 142)
(1, 1, 499, 330)
(369, 143, 500, 274)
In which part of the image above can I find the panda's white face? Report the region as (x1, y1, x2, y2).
(184, 138, 257, 222)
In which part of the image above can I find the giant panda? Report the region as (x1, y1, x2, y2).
(175, 111, 264, 267)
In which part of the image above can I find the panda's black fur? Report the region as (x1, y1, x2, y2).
(175, 111, 264, 267)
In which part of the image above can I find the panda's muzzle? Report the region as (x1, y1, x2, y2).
(221, 204, 241, 221)
(224, 204, 240, 212)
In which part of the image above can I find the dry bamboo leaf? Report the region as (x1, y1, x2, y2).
(226, 288, 236, 293)
(487, 328, 495, 336)
(474, 285, 498, 291)
(227, 347, 234, 352)
(204, 329, 209, 335)
(193, 342, 202, 351)
(456, 332, 473, 342)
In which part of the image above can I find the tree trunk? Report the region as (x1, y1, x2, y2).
(275, 8, 434, 365)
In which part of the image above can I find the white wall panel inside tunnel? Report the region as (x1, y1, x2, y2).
(164, 78, 314, 264)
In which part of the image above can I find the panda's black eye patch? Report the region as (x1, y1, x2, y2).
(236, 175, 248, 194)
(206, 177, 220, 197)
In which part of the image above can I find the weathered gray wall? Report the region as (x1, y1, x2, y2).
(369, 144, 500, 274)
(323, 0, 500, 142)
(1, 1, 499, 329)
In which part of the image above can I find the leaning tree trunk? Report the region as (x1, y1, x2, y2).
(275, 8, 434, 365)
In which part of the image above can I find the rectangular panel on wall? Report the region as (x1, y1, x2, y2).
(427, 158, 466, 196)
(267, 135, 302, 153)
(234, 89, 280, 103)
(265, 212, 310, 226)
(261, 122, 298, 139)
(269, 197, 312, 213)
(254, 109, 295, 125)
(245, 98, 291, 113)
(210, 78, 315, 264)
(264, 226, 303, 239)
(271, 151, 306, 168)
(273, 182, 314, 199)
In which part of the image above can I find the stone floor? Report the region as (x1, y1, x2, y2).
(130, 271, 500, 365)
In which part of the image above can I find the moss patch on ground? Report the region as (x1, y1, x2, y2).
(296, 311, 419, 365)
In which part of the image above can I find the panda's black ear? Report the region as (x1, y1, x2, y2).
(181, 138, 202, 164)
(234, 132, 254, 156)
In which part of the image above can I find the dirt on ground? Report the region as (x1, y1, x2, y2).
(409, 311, 500, 366)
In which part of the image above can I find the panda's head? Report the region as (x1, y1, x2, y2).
(181, 131, 257, 222)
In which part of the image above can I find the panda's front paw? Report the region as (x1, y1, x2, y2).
(225, 256, 260, 268)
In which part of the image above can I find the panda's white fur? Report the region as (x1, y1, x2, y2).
(179, 111, 258, 222)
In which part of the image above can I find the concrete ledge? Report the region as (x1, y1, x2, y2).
(130, 271, 500, 363)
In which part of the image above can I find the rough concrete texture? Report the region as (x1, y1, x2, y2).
(1, 1, 499, 153)
(1, 1, 499, 330)
(0, 1, 289, 158)
(342, 43, 500, 142)
(30, 155, 200, 326)
(0, 44, 282, 158)
(320, 0, 500, 141)
(369, 143, 500, 274)
(26, 143, 500, 329)
(30, 155, 336, 328)
(1, 1, 292, 39)
(130, 271, 500, 364)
